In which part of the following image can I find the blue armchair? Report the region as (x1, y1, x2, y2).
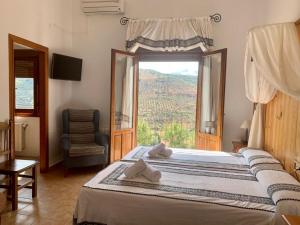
(62, 109, 109, 172)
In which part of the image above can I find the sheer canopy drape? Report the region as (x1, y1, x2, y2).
(126, 17, 213, 52)
(244, 22, 300, 148)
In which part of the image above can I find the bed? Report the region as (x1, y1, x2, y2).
(74, 147, 300, 225)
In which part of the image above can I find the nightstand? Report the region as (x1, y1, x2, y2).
(232, 140, 247, 153)
(282, 215, 300, 225)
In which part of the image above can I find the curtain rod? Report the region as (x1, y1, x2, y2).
(120, 13, 222, 25)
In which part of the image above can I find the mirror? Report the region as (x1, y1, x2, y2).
(199, 52, 222, 136)
(114, 53, 135, 130)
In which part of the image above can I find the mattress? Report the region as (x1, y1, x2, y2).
(74, 148, 300, 225)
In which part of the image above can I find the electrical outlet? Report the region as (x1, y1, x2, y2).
(295, 161, 300, 170)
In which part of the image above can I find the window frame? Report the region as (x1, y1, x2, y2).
(14, 51, 39, 117)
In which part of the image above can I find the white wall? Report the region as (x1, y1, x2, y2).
(264, 0, 300, 24)
(15, 117, 40, 158)
(0, 0, 299, 165)
(0, 0, 74, 165)
(70, 0, 268, 150)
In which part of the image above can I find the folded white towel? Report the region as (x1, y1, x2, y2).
(160, 148, 173, 157)
(148, 143, 166, 157)
(124, 159, 146, 179)
(148, 143, 173, 158)
(142, 163, 161, 182)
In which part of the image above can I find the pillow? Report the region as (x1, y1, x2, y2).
(249, 157, 281, 168)
(240, 148, 276, 165)
(241, 149, 300, 216)
(250, 163, 284, 176)
(255, 169, 300, 216)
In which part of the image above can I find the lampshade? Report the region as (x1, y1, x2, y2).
(240, 120, 251, 129)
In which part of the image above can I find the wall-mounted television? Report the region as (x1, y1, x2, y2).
(51, 53, 82, 81)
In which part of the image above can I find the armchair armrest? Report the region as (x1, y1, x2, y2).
(61, 134, 71, 156)
(95, 132, 109, 149)
(95, 132, 109, 164)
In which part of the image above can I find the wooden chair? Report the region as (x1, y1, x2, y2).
(0, 122, 10, 223)
(0, 122, 39, 211)
(0, 122, 10, 158)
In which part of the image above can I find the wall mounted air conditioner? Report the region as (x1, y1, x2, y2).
(81, 0, 125, 14)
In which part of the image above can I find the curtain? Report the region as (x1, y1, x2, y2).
(200, 57, 213, 133)
(121, 57, 134, 129)
(244, 22, 300, 148)
(126, 17, 213, 52)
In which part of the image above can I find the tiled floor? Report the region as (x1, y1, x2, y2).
(1, 165, 100, 225)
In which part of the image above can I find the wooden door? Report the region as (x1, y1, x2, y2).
(110, 49, 138, 162)
(195, 49, 227, 151)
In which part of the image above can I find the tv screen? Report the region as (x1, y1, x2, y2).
(51, 53, 82, 81)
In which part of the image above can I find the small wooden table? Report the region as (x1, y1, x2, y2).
(0, 159, 38, 210)
(282, 215, 300, 225)
(232, 140, 248, 153)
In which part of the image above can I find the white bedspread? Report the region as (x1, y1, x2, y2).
(123, 146, 248, 171)
(74, 160, 279, 225)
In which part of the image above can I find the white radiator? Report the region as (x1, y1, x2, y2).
(15, 123, 28, 152)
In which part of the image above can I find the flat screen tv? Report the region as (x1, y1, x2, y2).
(51, 53, 82, 81)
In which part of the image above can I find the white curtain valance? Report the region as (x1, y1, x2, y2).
(126, 17, 213, 52)
(244, 22, 300, 148)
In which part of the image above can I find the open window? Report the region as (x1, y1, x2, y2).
(110, 48, 227, 162)
(14, 50, 39, 117)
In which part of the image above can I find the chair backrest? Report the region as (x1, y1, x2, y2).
(62, 109, 99, 144)
(0, 122, 10, 157)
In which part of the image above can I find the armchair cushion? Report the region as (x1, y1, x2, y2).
(69, 109, 95, 122)
(70, 134, 95, 144)
(69, 122, 95, 134)
(69, 143, 105, 157)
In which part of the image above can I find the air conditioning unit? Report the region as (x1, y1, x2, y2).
(81, 0, 125, 14)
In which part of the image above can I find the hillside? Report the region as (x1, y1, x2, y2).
(138, 68, 197, 134)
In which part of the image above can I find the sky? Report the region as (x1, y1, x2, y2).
(139, 61, 199, 76)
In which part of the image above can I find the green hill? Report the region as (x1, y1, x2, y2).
(138, 68, 197, 147)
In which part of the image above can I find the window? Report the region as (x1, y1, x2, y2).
(16, 77, 34, 109)
(14, 55, 39, 116)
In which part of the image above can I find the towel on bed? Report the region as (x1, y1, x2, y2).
(148, 143, 173, 158)
(142, 163, 161, 182)
(124, 159, 146, 178)
(124, 159, 162, 182)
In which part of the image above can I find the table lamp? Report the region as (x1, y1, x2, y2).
(240, 120, 251, 143)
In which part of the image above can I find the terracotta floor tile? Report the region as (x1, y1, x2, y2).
(1, 165, 99, 225)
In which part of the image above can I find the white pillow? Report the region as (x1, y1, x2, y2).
(255, 169, 300, 216)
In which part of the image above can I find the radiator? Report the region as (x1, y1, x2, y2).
(15, 123, 28, 152)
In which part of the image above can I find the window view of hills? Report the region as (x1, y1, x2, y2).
(15, 78, 34, 109)
(138, 64, 198, 148)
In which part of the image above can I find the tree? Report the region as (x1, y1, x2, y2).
(162, 122, 193, 148)
(137, 120, 158, 146)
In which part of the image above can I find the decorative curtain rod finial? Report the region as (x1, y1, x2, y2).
(120, 14, 222, 25)
(120, 17, 129, 25)
(209, 13, 222, 23)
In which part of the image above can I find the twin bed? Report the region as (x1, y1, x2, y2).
(74, 147, 300, 225)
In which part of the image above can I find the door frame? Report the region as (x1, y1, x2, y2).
(136, 49, 227, 150)
(8, 34, 49, 172)
(136, 50, 202, 148)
